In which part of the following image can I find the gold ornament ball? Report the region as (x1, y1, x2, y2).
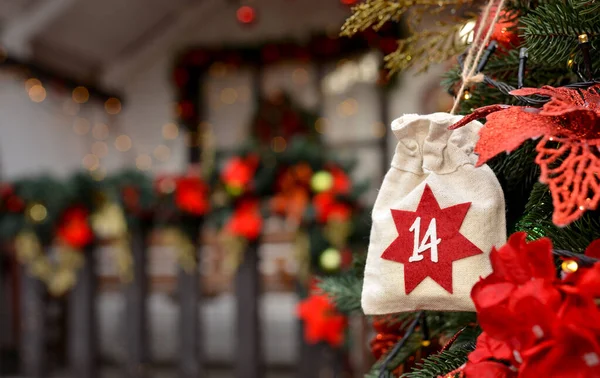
(561, 259, 579, 273)
(319, 247, 341, 272)
(421, 340, 431, 347)
(226, 184, 244, 197)
(28, 203, 48, 223)
(311, 171, 334, 193)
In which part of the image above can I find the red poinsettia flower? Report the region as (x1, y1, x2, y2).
(328, 165, 351, 194)
(297, 294, 347, 347)
(221, 155, 259, 192)
(471, 233, 562, 348)
(226, 199, 263, 240)
(313, 192, 352, 223)
(562, 263, 600, 300)
(175, 176, 209, 216)
(450, 85, 600, 226)
(57, 206, 94, 249)
(463, 333, 517, 378)
(518, 305, 600, 378)
(467, 234, 600, 377)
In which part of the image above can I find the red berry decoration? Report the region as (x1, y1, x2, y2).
(236, 5, 256, 25)
(474, 7, 521, 52)
(370, 316, 404, 360)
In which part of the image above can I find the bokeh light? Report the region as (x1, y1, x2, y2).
(114, 135, 132, 152)
(162, 122, 179, 140)
(72, 86, 89, 104)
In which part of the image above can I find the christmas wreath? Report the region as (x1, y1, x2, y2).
(212, 135, 368, 278)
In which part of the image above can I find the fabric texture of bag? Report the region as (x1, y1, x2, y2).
(362, 112, 506, 314)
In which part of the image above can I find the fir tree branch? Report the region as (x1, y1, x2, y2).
(573, 0, 600, 19)
(378, 312, 424, 376)
(365, 330, 423, 378)
(318, 273, 363, 313)
(521, 0, 600, 67)
(516, 183, 600, 252)
(368, 312, 478, 377)
(401, 348, 472, 378)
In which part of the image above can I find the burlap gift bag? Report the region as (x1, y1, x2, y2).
(362, 113, 506, 314)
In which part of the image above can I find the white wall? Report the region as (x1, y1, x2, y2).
(118, 55, 186, 174)
(0, 71, 103, 179)
(0, 61, 447, 181)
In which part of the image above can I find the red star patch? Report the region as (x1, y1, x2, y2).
(381, 184, 482, 294)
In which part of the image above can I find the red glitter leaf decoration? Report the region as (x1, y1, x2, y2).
(450, 84, 600, 226)
(449, 105, 551, 166)
(535, 135, 600, 226)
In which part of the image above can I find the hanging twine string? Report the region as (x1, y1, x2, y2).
(451, 0, 506, 114)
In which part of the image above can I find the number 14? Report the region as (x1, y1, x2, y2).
(408, 217, 441, 263)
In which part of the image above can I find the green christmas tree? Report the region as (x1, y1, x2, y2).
(321, 1, 600, 376)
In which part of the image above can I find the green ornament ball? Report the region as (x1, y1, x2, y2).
(319, 247, 341, 272)
(311, 171, 333, 193)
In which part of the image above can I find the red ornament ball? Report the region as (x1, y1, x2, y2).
(236, 6, 256, 25)
(474, 7, 521, 52)
(340, 0, 358, 5)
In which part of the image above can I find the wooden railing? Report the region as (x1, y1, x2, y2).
(5, 227, 354, 378)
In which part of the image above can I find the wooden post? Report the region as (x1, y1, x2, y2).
(68, 245, 97, 378)
(297, 342, 346, 378)
(0, 250, 6, 375)
(178, 220, 203, 378)
(125, 226, 151, 378)
(20, 267, 46, 378)
(295, 60, 349, 378)
(378, 84, 390, 172)
(177, 65, 205, 378)
(235, 241, 262, 378)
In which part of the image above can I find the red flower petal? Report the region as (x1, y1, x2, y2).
(469, 333, 513, 363)
(464, 360, 516, 378)
(520, 325, 600, 378)
(473, 281, 516, 309)
(585, 239, 600, 259)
